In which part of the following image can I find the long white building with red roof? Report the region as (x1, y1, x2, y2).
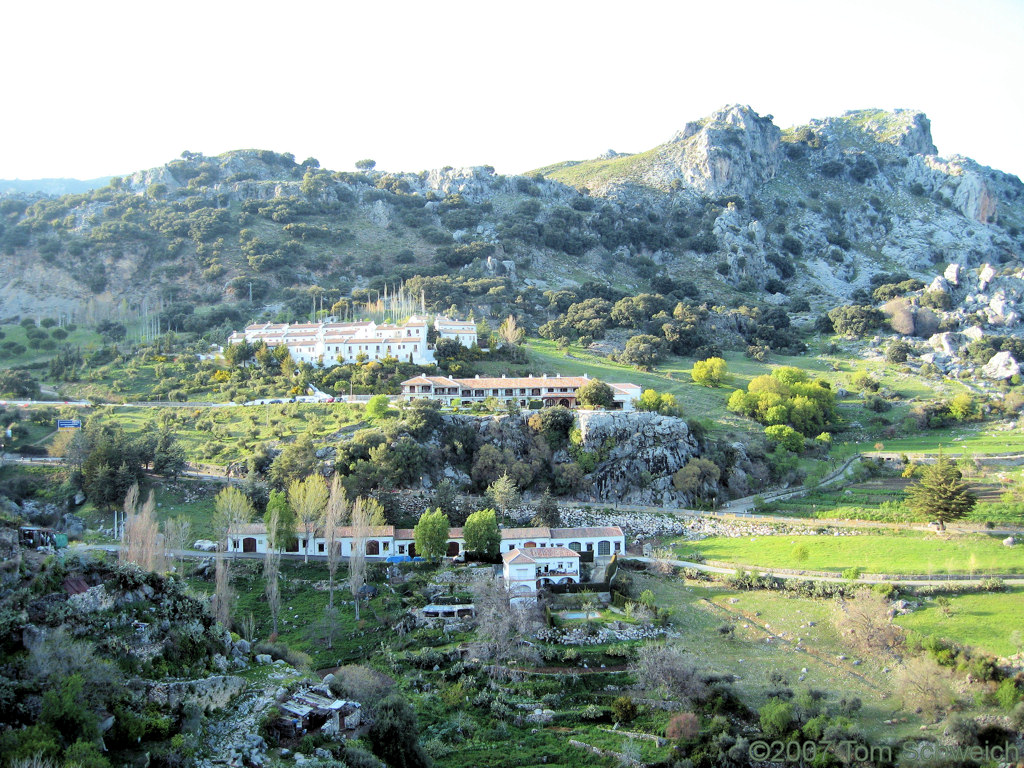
(400, 373, 641, 410)
(226, 315, 477, 367)
(226, 522, 625, 561)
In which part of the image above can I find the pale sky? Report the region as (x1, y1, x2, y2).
(2, 0, 1023, 181)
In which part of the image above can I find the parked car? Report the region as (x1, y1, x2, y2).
(193, 540, 218, 552)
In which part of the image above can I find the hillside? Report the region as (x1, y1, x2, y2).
(0, 106, 1020, 341)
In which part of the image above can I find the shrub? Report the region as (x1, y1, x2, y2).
(666, 712, 700, 740)
(759, 697, 793, 738)
(612, 696, 637, 724)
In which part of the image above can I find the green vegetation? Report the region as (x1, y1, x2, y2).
(675, 532, 1024, 574)
(896, 587, 1024, 658)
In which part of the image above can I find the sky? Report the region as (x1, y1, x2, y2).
(2, 0, 1023, 181)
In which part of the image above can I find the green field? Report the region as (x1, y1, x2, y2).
(0, 322, 103, 367)
(762, 476, 1024, 525)
(895, 587, 1024, 658)
(633, 574, 923, 740)
(674, 531, 1024, 575)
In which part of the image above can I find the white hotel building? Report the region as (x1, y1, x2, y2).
(226, 315, 477, 367)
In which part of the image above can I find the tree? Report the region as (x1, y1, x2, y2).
(289, 475, 329, 562)
(905, 449, 977, 531)
(671, 458, 721, 498)
(151, 430, 187, 477)
(414, 508, 450, 560)
(531, 489, 561, 527)
(577, 379, 614, 409)
(833, 588, 903, 654)
(630, 643, 706, 705)
(162, 515, 191, 572)
(355, 158, 376, 171)
(691, 357, 729, 387)
(366, 694, 432, 768)
(634, 389, 680, 416)
(324, 476, 348, 616)
(269, 433, 318, 487)
(263, 490, 295, 552)
(365, 394, 393, 420)
(764, 424, 804, 453)
(896, 656, 953, 720)
(213, 556, 234, 628)
(485, 473, 520, 517)
(349, 496, 385, 622)
(463, 508, 500, 557)
(264, 501, 282, 638)
(120, 486, 164, 572)
(213, 486, 254, 553)
(498, 315, 525, 347)
(619, 334, 664, 369)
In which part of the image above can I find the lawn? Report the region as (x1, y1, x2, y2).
(673, 531, 1024, 575)
(895, 587, 1024, 658)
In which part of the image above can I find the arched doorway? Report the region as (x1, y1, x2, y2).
(408, 543, 417, 558)
(558, 398, 570, 407)
(524, 541, 537, 548)
(568, 542, 582, 552)
(366, 540, 380, 556)
(446, 541, 460, 557)
(243, 538, 257, 553)
(597, 540, 611, 556)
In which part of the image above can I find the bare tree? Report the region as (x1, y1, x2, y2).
(322, 476, 348, 647)
(630, 643, 707, 705)
(121, 487, 164, 572)
(289, 475, 329, 563)
(213, 556, 234, 628)
(119, 482, 139, 543)
(212, 485, 254, 556)
(209, 486, 252, 630)
(470, 572, 540, 670)
(833, 588, 904, 655)
(163, 515, 191, 572)
(264, 502, 282, 638)
(347, 496, 383, 622)
(896, 656, 953, 720)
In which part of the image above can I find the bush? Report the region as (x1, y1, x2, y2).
(612, 696, 637, 724)
(252, 641, 312, 670)
(759, 697, 793, 738)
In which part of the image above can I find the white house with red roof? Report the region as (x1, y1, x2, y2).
(399, 373, 641, 410)
(502, 547, 581, 603)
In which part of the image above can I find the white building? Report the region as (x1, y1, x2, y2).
(503, 547, 581, 603)
(226, 522, 625, 561)
(226, 315, 478, 367)
(400, 373, 641, 410)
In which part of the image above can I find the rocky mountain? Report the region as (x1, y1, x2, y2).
(0, 107, 1021, 333)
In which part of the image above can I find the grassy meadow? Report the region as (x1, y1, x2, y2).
(673, 531, 1024, 575)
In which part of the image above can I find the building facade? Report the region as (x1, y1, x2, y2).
(226, 523, 625, 561)
(503, 547, 581, 603)
(226, 315, 477, 367)
(399, 374, 641, 410)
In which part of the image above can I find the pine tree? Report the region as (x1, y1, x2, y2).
(905, 449, 977, 531)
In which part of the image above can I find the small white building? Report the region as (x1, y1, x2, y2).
(503, 547, 581, 604)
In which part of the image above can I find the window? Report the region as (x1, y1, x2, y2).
(318, 542, 325, 553)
